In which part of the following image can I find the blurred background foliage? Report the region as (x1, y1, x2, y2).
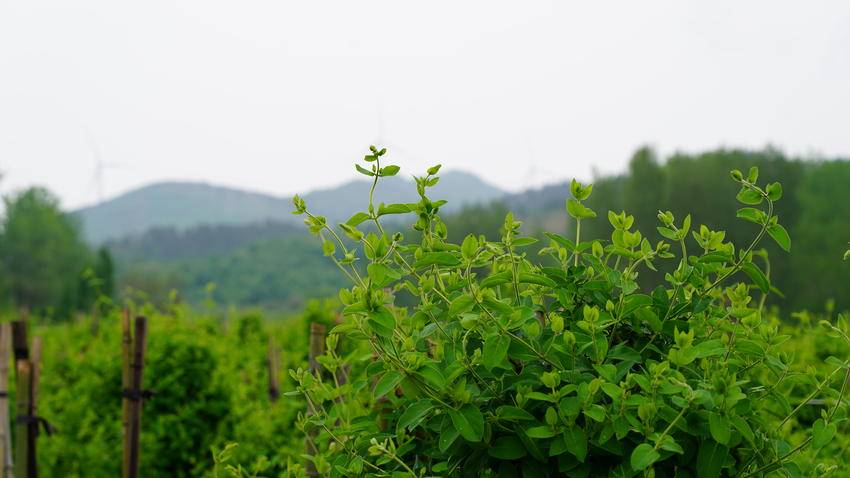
(6, 146, 846, 317)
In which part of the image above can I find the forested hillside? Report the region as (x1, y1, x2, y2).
(502, 147, 847, 312)
(75, 171, 505, 243)
(4, 146, 848, 316)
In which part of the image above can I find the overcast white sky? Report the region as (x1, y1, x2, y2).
(2, 1, 850, 209)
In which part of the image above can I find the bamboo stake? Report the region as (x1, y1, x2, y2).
(11, 321, 28, 363)
(10, 320, 29, 478)
(121, 310, 132, 478)
(267, 337, 280, 403)
(305, 322, 326, 478)
(126, 317, 147, 478)
(0, 323, 12, 478)
(28, 337, 41, 478)
(14, 361, 31, 478)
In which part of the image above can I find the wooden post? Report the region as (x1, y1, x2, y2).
(267, 337, 280, 403)
(14, 361, 31, 478)
(27, 337, 41, 478)
(11, 321, 28, 363)
(126, 317, 148, 478)
(121, 310, 132, 478)
(305, 322, 326, 478)
(0, 323, 12, 478)
(11, 319, 34, 477)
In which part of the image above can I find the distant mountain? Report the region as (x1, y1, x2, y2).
(75, 171, 505, 242)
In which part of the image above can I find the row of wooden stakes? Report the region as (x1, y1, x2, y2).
(0, 312, 150, 478)
(0, 312, 324, 478)
(0, 320, 47, 478)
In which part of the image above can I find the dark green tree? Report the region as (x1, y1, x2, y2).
(94, 247, 115, 299)
(788, 161, 850, 311)
(0, 187, 90, 316)
(624, 146, 666, 234)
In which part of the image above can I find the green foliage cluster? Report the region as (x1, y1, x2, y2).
(112, 231, 344, 310)
(290, 149, 850, 477)
(509, 148, 850, 312)
(0, 187, 115, 318)
(97, 147, 850, 315)
(29, 300, 324, 477)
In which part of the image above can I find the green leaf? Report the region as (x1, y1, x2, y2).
(583, 405, 605, 423)
(497, 406, 535, 421)
(543, 232, 575, 251)
(374, 371, 403, 398)
(367, 306, 395, 338)
(740, 262, 770, 293)
(482, 335, 511, 370)
(481, 271, 512, 288)
(526, 426, 557, 439)
(377, 203, 413, 216)
(696, 440, 729, 478)
(346, 212, 371, 226)
(812, 419, 837, 449)
(563, 427, 587, 462)
(397, 400, 434, 432)
(693, 339, 725, 358)
(367, 263, 400, 285)
(729, 415, 754, 444)
(766, 181, 782, 200)
(414, 252, 461, 268)
(513, 237, 539, 247)
(736, 207, 765, 224)
(380, 165, 400, 176)
(699, 252, 733, 263)
(681, 214, 691, 235)
(322, 239, 335, 256)
(488, 436, 527, 460)
(416, 364, 446, 389)
(630, 443, 660, 471)
(657, 226, 678, 241)
(355, 164, 375, 177)
(517, 272, 556, 287)
(448, 294, 476, 317)
(439, 421, 459, 452)
(708, 413, 731, 445)
(338, 222, 364, 241)
(567, 199, 596, 219)
(658, 435, 684, 454)
(461, 234, 479, 260)
(747, 166, 759, 183)
(736, 187, 763, 205)
(767, 223, 791, 252)
(570, 179, 592, 200)
(449, 404, 485, 442)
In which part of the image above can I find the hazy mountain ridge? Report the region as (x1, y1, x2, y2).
(75, 170, 506, 243)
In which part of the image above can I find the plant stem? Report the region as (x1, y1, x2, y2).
(574, 218, 582, 267)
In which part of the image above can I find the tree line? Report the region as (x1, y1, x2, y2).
(1, 146, 847, 316)
(498, 146, 849, 313)
(0, 186, 115, 319)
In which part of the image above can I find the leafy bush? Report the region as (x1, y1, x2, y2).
(34, 304, 315, 477)
(291, 148, 849, 477)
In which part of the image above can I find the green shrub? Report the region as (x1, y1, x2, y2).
(291, 149, 850, 477)
(34, 305, 311, 477)
(142, 331, 231, 477)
